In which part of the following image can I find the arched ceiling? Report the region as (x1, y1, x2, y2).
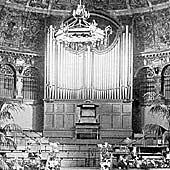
(0, 0, 170, 17)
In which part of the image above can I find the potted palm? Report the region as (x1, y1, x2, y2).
(0, 102, 24, 149)
(148, 94, 170, 148)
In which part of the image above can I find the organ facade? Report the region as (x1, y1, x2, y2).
(43, 2, 133, 142)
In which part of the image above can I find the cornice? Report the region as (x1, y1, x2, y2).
(0, 49, 43, 58)
(134, 49, 170, 58)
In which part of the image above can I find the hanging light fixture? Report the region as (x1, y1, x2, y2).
(54, 0, 112, 51)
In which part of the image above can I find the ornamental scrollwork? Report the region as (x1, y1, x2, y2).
(0, 64, 14, 75)
(23, 67, 39, 78)
(163, 65, 170, 76)
(137, 67, 155, 78)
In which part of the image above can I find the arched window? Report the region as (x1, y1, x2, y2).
(134, 67, 155, 102)
(23, 67, 40, 100)
(0, 64, 15, 98)
(162, 65, 170, 100)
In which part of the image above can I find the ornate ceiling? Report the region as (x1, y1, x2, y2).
(0, 0, 170, 54)
(0, 0, 169, 16)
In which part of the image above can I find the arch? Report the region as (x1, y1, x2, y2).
(22, 66, 40, 100)
(134, 65, 155, 78)
(60, 11, 121, 53)
(134, 66, 155, 101)
(0, 64, 16, 98)
(161, 64, 170, 100)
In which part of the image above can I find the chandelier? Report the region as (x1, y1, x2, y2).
(54, 0, 112, 51)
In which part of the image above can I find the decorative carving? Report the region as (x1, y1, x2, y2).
(0, 64, 14, 75)
(164, 65, 170, 76)
(23, 67, 39, 77)
(16, 76, 23, 98)
(54, 2, 114, 52)
(137, 67, 155, 78)
(134, 67, 156, 102)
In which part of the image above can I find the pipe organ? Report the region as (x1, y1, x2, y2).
(44, 3, 133, 147)
(45, 25, 133, 100)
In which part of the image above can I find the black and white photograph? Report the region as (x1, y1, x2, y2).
(0, 0, 170, 169)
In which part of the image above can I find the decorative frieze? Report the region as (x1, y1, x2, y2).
(134, 50, 170, 75)
(0, 49, 43, 100)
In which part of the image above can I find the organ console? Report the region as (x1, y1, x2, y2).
(75, 101, 99, 139)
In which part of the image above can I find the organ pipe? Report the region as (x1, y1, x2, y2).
(45, 25, 133, 100)
(117, 38, 120, 99)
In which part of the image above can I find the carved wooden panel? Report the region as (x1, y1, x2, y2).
(55, 114, 64, 129)
(122, 115, 131, 129)
(112, 104, 121, 113)
(45, 114, 54, 128)
(64, 114, 74, 129)
(45, 103, 54, 113)
(112, 115, 121, 129)
(100, 114, 111, 129)
(65, 104, 75, 113)
(54, 104, 64, 113)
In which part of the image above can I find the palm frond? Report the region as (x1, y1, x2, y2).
(143, 124, 166, 136)
(5, 137, 17, 149)
(1, 103, 24, 113)
(0, 158, 9, 170)
(0, 103, 24, 121)
(162, 131, 170, 144)
(0, 111, 14, 121)
(149, 103, 169, 120)
(3, 123, 22, 132)
(0, 132, 6, 144)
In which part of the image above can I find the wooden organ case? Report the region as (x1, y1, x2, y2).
(44, 2, 133, 143)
